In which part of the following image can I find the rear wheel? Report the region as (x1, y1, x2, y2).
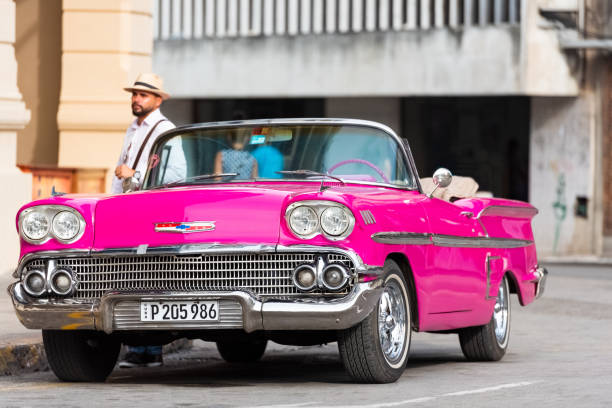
(216, 338, 267, 363)
(43, 330, 120, 382)
(338, 259, 411, 383)
(459, 275, 511, 361)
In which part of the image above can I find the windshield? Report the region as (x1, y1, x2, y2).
(142, 124, 415, 189)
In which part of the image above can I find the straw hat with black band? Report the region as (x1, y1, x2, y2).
(124, 73, 170, 100)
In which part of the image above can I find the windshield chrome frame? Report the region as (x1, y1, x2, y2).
(144, 118, 423, 193)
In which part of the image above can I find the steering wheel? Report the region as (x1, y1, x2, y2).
(328, 159, 390, 184)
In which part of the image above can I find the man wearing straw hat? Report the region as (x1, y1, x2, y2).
(111, 72, 183, 195)
(115, 73, 176, 367)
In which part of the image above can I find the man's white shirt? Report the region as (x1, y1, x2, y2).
(111, 108, 186, 194)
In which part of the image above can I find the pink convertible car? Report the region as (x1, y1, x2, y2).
(10, 119, 546, 383)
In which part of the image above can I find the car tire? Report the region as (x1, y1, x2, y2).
(458, 275, 511, 361)
(338, 259, 411, 383)
(43, 330, 120, 382)
(216, 339, 268, 363)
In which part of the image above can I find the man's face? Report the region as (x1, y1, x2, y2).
(131, 90, 162, 117)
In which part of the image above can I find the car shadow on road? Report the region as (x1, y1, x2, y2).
(106, 344, 467, 386)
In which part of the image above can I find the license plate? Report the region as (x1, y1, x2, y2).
(140, 300, 219, 322)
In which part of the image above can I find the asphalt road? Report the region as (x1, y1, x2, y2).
(0, 263, 610, 408)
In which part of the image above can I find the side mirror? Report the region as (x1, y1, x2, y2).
(428, 168, 452, 198)
(122, 171, 142, 193)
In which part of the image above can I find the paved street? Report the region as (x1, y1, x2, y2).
(0, 263, 610, 408)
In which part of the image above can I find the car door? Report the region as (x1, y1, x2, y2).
(419, 197, 488, 314)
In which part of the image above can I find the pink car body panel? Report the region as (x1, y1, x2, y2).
(16, 180, 540, 333)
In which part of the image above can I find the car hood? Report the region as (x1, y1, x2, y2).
(19, 181, 416, 257)
(92, 184, 306, 250)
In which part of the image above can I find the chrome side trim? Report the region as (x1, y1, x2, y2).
(477, 205, 539, 219)
(485, 256, 501, 300)
(371, 232, 533, 248)
(371, 232, 432, 245)
(432, 235, 534, 248)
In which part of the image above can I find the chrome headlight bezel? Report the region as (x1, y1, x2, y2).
(285, 200, 355, 241)
(21, 211, 50, 241)
(19, 206, 86, 245)
(52, 211, 81, 241)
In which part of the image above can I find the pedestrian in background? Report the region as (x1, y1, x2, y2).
(112, 72, 183, 194)
(115, 73, 175, 368)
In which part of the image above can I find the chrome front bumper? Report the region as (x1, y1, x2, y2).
(8, 279, 383, 334)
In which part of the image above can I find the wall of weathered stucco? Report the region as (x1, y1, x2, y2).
(155, 27, 528, 98)
(530, 96, 595, 256)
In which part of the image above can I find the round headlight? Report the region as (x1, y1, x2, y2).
(289, 206, 319, 236)
(292, 265, 317, 291)
(23, 270, 47, 296)
(22, 211, 50, 241)
(320, 207, 350, 236)
(50, 269, 74, 296)
(52, 211, 80, 241)
(322, 264, 349, 291)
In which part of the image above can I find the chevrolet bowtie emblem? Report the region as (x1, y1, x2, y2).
(154, 222, 216, 233)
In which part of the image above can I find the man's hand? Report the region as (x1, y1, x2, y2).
(115, 164, 136, 179)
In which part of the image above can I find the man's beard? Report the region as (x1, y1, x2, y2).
(132, 104, 153, 117)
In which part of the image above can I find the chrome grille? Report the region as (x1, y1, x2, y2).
(23, 253, 355, 300)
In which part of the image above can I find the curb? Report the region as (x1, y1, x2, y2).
(540, 257, 612, 266)
(0, 338, 192, 377)
(0, 342, 47, 376)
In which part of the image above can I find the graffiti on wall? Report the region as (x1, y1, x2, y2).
(552, 173, 567, 255)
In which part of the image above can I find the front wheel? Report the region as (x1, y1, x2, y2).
(43, 330, 120, 382)
(338, 260, 411, 383)
(458, 275, 511, 361)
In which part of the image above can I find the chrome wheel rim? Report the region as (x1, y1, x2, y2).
(378, 280, 407, 364)
(493, 278, 510, 346)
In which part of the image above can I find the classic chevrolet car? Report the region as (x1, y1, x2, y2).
(10, 119, 546, 383)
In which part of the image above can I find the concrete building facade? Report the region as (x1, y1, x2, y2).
(6, 0, 612, 260)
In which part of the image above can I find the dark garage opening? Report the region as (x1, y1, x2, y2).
(169, 96, 530, 202)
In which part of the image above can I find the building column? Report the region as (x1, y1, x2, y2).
(57, 0, 153, 192)
(0, 0, 32, 273)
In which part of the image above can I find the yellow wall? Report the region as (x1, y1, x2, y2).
(57, 0, 153, 191)
(15, 0, 62, 168)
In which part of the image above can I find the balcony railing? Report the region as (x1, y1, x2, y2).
(154, 0, 521, 40)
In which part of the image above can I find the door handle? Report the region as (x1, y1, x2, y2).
(460, 211, 474, 219)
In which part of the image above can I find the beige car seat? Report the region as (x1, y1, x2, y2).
(420, 176, 479, 202)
